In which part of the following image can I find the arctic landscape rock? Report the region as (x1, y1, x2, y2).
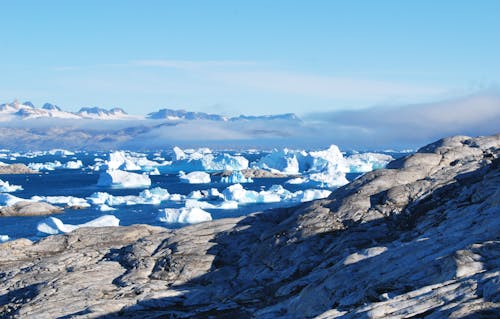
(0, 134, 498, 318)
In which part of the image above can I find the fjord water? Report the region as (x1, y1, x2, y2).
(0, 150, 403, 241)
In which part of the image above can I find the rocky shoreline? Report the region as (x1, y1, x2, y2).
(0, 134, 498, 318)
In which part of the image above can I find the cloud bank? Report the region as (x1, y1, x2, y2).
(0, 92, 498, 151)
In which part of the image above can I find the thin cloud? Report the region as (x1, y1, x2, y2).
(131, 59, 257, 70)
(211, 70, 447, 100)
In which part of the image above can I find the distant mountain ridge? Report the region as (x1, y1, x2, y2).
(0, 100, 301, 122)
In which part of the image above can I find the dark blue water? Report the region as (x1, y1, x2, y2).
(0, 150, 407, 241)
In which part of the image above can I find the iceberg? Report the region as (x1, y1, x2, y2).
(159, 147, 249, 173)
(220, 170, 253, 184)
(179, 171, 211, 184)
(345, 153, 394, 173)
(0, 179, 23, 192)
(94, 151, 162, 172)
(87, 187, 180, 207)
(31, 195, 90, 208)
(0, 193, 27, 206)
(156, 207, 212, 224)
(28, 160, 83, 171)
(222, 183, 332, 204)
(98, 204, 116, 212)
(37, 215, 120, 235)
(184, 199, 239, 210)
(0, 235, 9, 242)
(97, 170, 151, 188)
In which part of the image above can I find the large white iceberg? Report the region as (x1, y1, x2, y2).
(31, 195, 90, 208)
(159, 147, 249, 173)
(28, 160, 83, 171)
(37, 215, 120, 235)
(87, 187, 181, 207)
(179, 171, 211, 184)
(221, 183, 331, 205)
(345, 153, 394, 173)
(0, 179, 23, 192)
(0, 193, 28, 206)
(93, 151, 163, 172)
(0, 235, 10, 242)
(220, 170, 253, 184)
(97, 170, 151, 188)
(156, 207, 212, 224)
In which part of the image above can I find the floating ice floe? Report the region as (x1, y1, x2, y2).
(0, 179, 23, 192)
(98, 204, 116, 212)
(31, 195, 90, 208)
(47, 149, 75, 156)
(220, 170, 253, 184)
(28, 160, 83, 171)
(97, 169, 151, 188)
(0, 193, 28, 206)
(157, 207, 212, 224)
(93, 151, 163, 172)
(221, 184, 331, 204)
(159, 147, 249, 173)
(87, 187, 181, 207)
(179, 171, 211, 184)
(184, 199, 239, 210)
(0, 235, 10, 242)
(254, 145, 393, 189)
(345, 153, 394, 173)
(37, 215, 120, 235)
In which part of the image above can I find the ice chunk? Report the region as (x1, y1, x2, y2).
(255, 148, 303, 174)
(179, 171, 211, 184)
(106, 151, 142, 171)
(0, 193, 27, 206)
(160, 148, 249, 173)
(63, 160, 83, 169)
(222, 184, 260, 203)
(220, 170, 253, 184)
(293, 189, 332, 202)
(98, 204, 116, 211)
(157, 207, 212, 224)
(31, 195, 90, 208)
(37, 215, 120, 235)
(149, 168, 160, 175)
(97, 170, 151, 188)
(48, 149, 75, 156)
(346, 153, 394, 173)
(0, 179, 23, 192)
(0, 235, 10, 242)
(184, 199, 238, 210)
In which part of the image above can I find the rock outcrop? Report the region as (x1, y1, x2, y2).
(0, 134, 498, 318)
(0, 164, 37, 174)
(0, 201, 63, 217)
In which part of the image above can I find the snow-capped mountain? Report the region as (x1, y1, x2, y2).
(76, 107, 131, 120)
(147, 108, 301, 122)
(0, 101, 135, 121)
(147, 109, 227, 121)
(0, 100, 301, 122)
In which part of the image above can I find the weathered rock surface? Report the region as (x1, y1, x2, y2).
(0, 134, 499, 318)
(0, 164, 37, 174)
(0, 201, 63, 216)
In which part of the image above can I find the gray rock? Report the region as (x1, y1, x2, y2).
(0, 134, 498, 318)
(0, 164, 37, 174)
(0, 201, 63, 216)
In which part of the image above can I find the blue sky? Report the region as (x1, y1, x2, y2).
(1, 0, 498, 116)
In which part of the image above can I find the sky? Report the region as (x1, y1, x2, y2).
(1, 0, 499, 116)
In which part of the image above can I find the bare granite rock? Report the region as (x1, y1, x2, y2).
(0, 201, 63, 216)
(0, 134, 498, 318)
(0, 164, 37, 174)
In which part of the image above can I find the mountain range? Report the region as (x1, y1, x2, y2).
(0, 100, 300, 122)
